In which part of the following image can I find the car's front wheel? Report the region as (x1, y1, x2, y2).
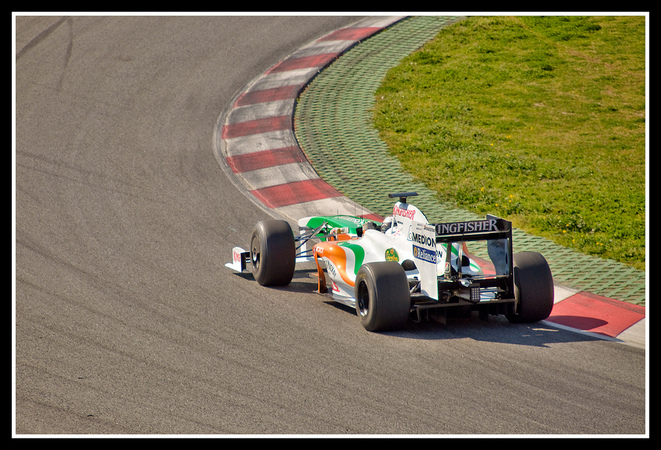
(250, 219, 296, 286)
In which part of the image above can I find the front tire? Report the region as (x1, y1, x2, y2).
(250, 220, 296, 286)
(507, 252, 554, 323)
(355, 262, 411, 332)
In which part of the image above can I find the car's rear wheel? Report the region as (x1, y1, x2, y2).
(250, 219, 296, 286)
(355, 262, 411, 331)
(506, 251, 554, 323)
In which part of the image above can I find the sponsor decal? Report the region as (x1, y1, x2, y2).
(343, 216, 372, 226)
(435, 219, 498, 235)
(384, 248, 399, 262)
(233, 249, 242, 264)
(443, 261, 452, 277)
(411, 222, 439, 300)
(326, 260, 338, 278)
(412, 244, 437, 264)
(393, 204, 416, 220)
(408, 230, 436, 247)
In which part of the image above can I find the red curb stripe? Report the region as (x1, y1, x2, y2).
(221, 115, 291, 139)
(267, 53, 339, 74)
(225, 146, 307, 173)
(361, 213, 384, 222)
(318, 27, 383, 42)
(251, 179, 343, 208)
(546, 291, 645, 338)
(234, 84, 304, 107)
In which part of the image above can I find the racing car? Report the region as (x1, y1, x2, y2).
(226, 192, 554, 332)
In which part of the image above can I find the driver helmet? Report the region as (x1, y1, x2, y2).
(380, 216, 393, 232)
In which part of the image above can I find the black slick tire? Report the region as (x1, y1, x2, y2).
(250, 220, 296, 286)
(355, 262, 411, 332)
(507, 251, 554, 323)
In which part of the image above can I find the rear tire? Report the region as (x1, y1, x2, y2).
(355, 262, 411, 332)
(250, 220, 296, 286)
(506, 252, 554, 323)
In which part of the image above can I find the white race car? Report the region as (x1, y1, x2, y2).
(227, 192, 554, 332)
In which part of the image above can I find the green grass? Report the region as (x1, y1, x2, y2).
(373, 16, 646, 270)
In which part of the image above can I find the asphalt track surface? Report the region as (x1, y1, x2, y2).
(14, 16, 647, 436)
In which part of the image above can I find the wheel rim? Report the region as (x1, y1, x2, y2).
(356, 280, 370, 317)
(251, 237, 260, 271)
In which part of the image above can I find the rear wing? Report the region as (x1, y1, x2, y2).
(437, 213, 513, 278)
(434, 215, 512, 244)
(412, 215, 514, 301)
